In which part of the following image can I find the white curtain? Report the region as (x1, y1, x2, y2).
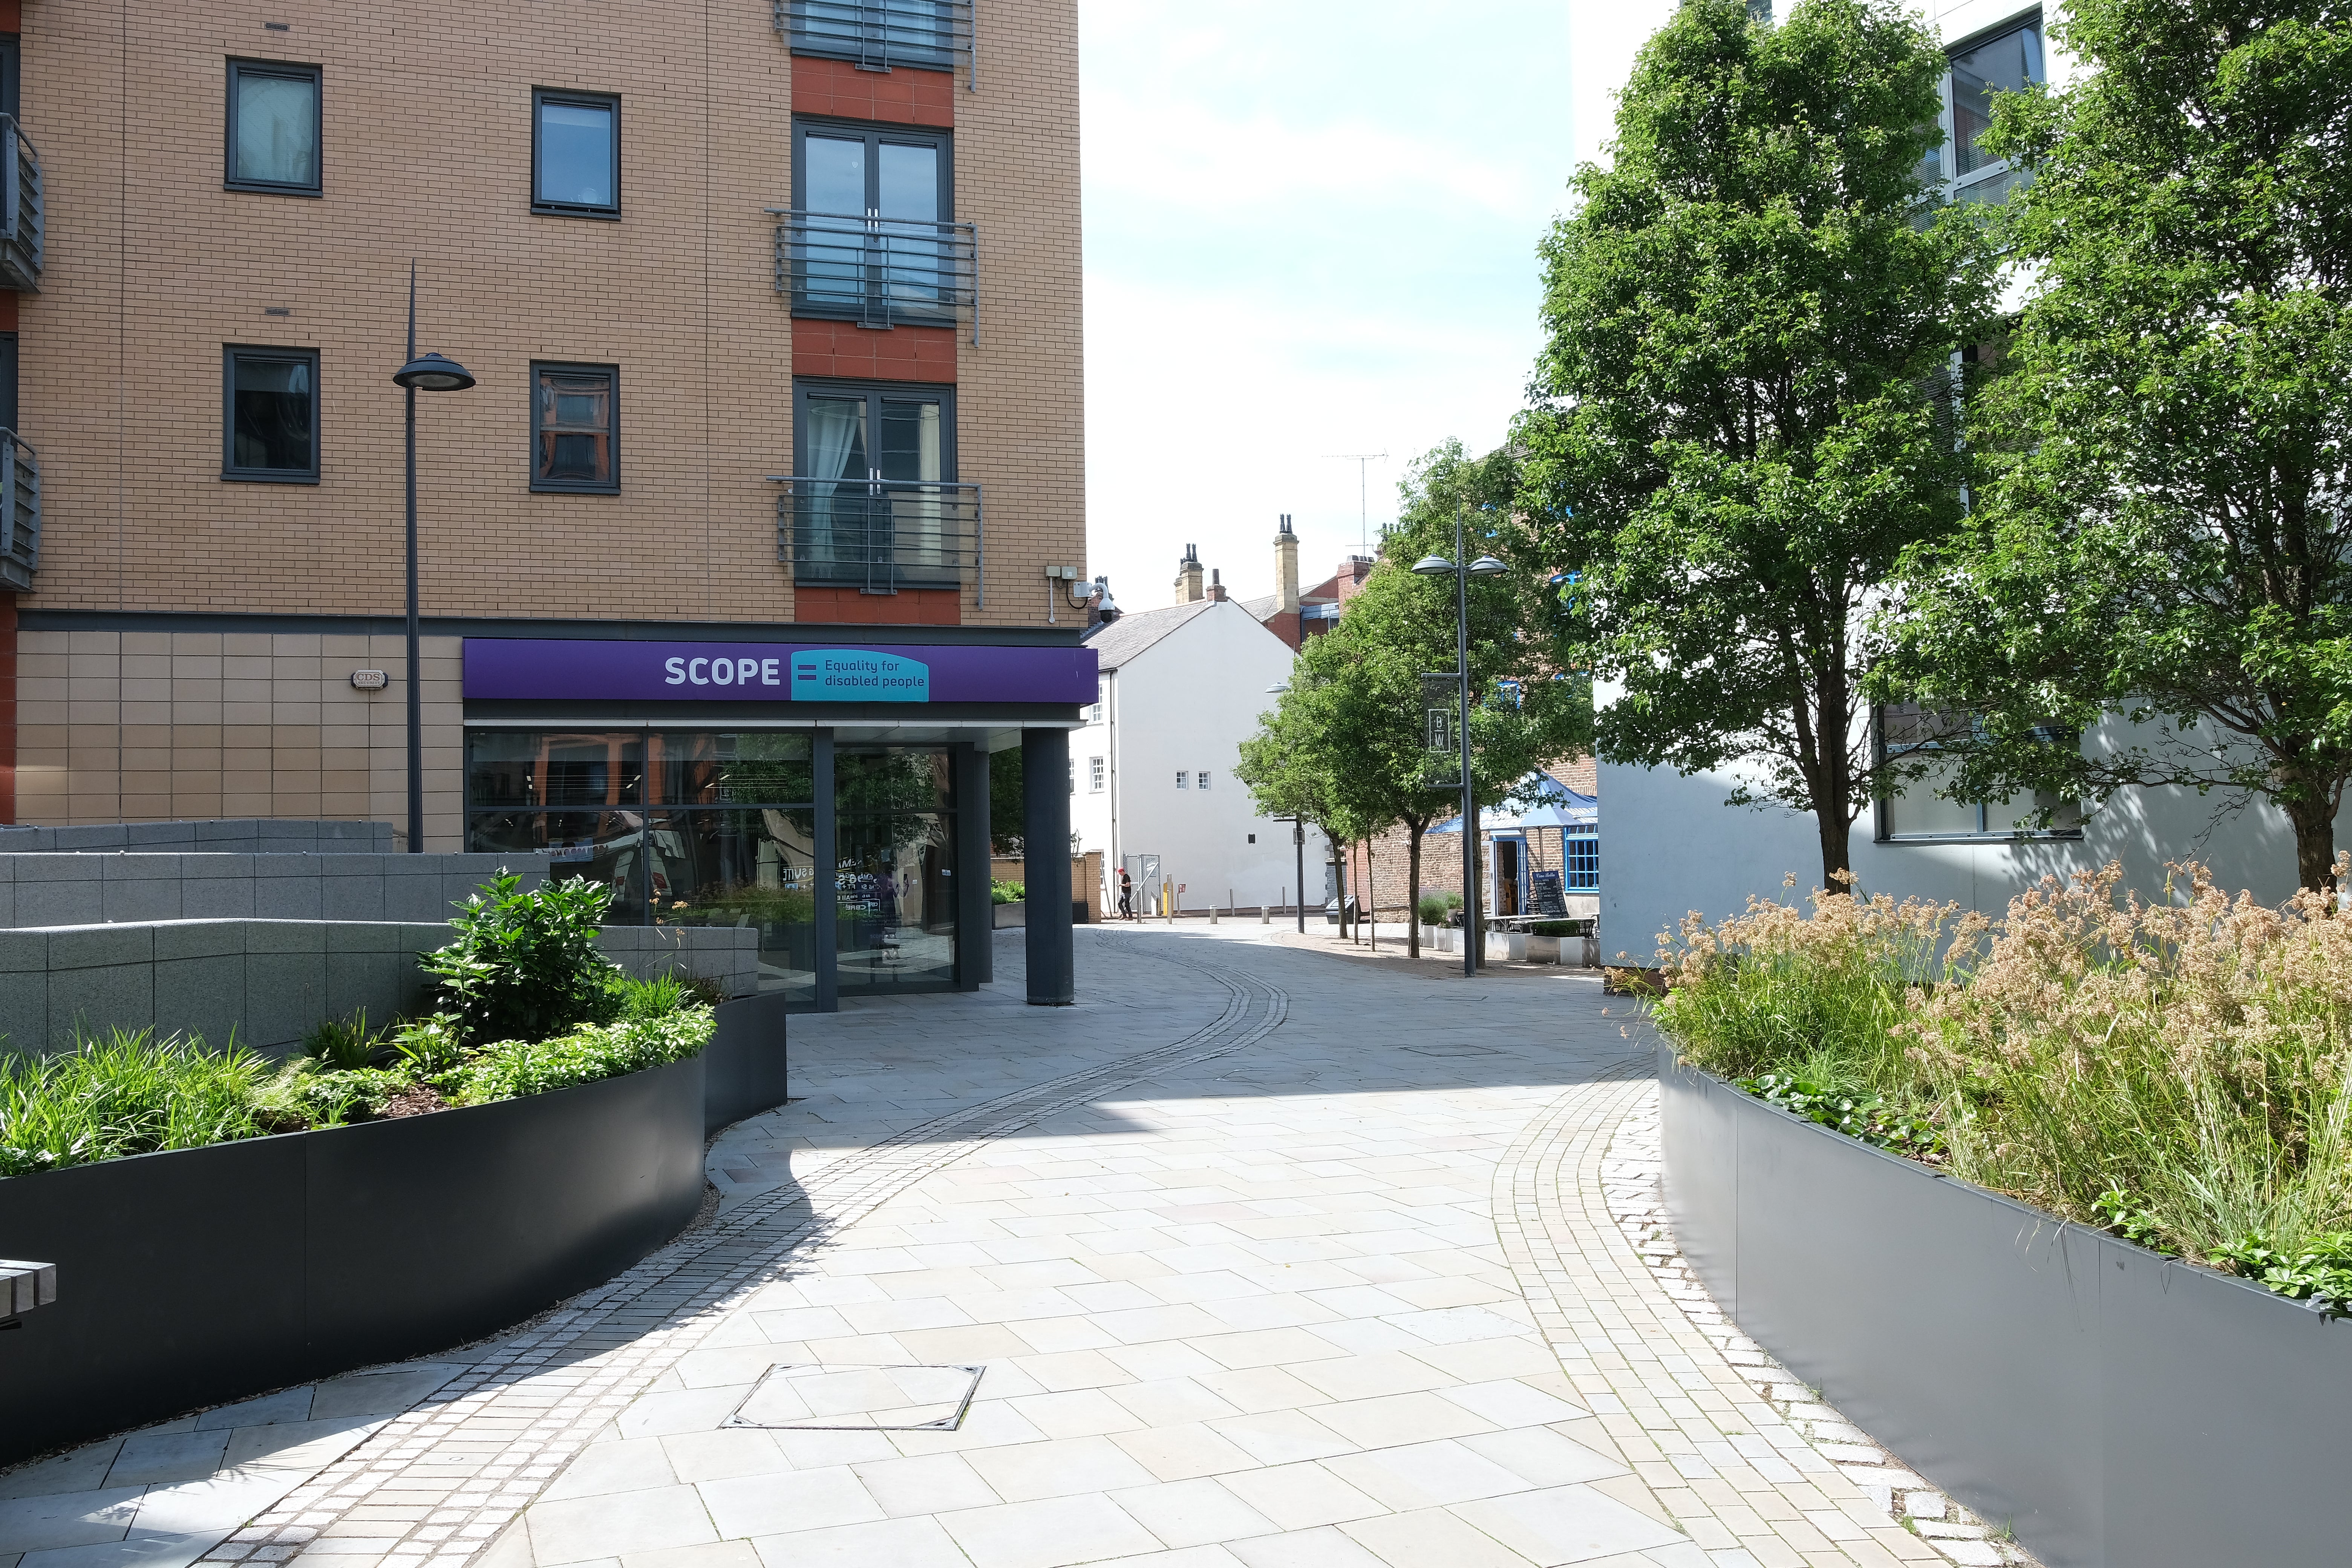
(802, 398, 864, 571)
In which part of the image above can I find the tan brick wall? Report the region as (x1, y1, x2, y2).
(12, 0, 1083, 830)
(17, 0, 1083, 628)
(15, 630, 464, 847)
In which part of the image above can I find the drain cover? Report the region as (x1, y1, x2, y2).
(724, 1364, 985, 1431)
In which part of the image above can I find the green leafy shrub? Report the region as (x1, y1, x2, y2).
(991, 880, 1025, 905)
(0, 1030, 274, 1175)
(1740, 1070, 1945, 1159)
(1530, 919, 1588, 938)
(2208, 1233, 2352, 1315)
(1419, 891, 1463, 926)
(254, 1058, 415, 1130)
(424, 873, 622, 1044)
(303, 1010, 396, 1072)
(436, 1007, 715, 1106)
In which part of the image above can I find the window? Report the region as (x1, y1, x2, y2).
(787, 378, 967, 589)
(1566, 828, 1599, 891)
(1175, 771, 1187, 789)
(226, 60, 321, 194)
(1917, 17, 2044, 206)
(533, 90, 619, 216)
(222, 346, 318, 482)
(1089, 758, 1105, 792)
(791, 119, 954, 323)
(1197, 771, 1211, 791)
(1875, 704, 2083, 839)
(530, 363, 618, 493)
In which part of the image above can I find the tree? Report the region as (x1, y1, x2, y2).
(1237, 441, 1591, 957)
(1879, 0, 2352, 893)
(1517, 0, 1999, 888)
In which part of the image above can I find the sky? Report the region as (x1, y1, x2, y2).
(1078, 0, 1581, 615)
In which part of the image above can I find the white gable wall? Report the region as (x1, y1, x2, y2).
(1071, 601, 1303, 914)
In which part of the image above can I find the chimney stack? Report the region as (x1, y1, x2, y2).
(1174, 544, 1204, 604)
(1274, 514, 1300, 614)
(1208, 568, 1227, 603)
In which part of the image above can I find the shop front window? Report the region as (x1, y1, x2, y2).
(833, 749, 957, 995)
(464, 729, 819, 1004)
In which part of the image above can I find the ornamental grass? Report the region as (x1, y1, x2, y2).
(1648, 859, 2352, 1299)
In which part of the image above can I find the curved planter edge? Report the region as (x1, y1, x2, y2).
(1658, 1041, 2352, 1568)
(0, 1054, 704, 1467)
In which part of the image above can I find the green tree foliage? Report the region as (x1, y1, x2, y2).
(1880, 0, 2352, 891)
(1518, 0, 1998, 886)
(423, 873, 622, 1044)
(1236, 441, 1591, 954)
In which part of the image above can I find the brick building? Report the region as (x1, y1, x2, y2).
(0, 0, 1092, 1011)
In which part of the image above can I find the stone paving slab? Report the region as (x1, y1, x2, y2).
(9, 923, 2025, 1568)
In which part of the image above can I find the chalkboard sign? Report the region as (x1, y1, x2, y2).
(1529, 870, 1569, 918)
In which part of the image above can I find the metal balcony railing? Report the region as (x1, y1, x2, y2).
(769, 476, 983, 603)
(774, 0, 975, 87)
(0, 429, 42, 591)
(770, 210, 978, 341)
(0, 116, 44, 291)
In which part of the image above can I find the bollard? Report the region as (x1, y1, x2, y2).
(1260, 904, 1269, 924)
(1210, 905, 1219, 924)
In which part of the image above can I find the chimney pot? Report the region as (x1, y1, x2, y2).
(1274, 517, 1302, 615)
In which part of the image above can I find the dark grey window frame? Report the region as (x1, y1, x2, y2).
(1871, 704, 2083, 843)
(790, 376, 959, 479)
(528, 360, 622, 495)
(224, 58, 323, 196)
(1918, 9, 2044, 203)
(221, 344, 321, 485)
(791, 115, 954, 221)
(531, 88, 622, 219)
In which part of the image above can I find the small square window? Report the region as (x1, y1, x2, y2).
(1197, 771, 1212, 791)
(222, 346, 318, 483)
(227, 60, 321, 194)
(1175, 771, 1187, 789)
(534, 90, 620, 216)
(531, 363, 618, 493)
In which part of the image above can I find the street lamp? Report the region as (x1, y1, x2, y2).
(1410, 507, 1509, 976)
(1266, 681, 1309, 933)
(389, 266, 477, 854)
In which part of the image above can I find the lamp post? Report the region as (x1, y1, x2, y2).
(1266, 681, 1309, 933)
(1411, 504, 1508, 976)
(389, 266, 476, 854)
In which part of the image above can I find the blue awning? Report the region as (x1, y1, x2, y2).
(1429, 772, 1597, 835)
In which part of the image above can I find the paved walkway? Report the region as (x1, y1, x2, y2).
(8, 924, 1960, 1568)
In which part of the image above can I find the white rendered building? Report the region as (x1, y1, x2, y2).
(1072, 597, 1303, 917)
(1571, 2, 2339, 957)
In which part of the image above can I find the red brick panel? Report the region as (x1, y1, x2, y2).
(791, 320, 957, 382)
(790, 587, 962, 625)
(792, 58, 954, 128)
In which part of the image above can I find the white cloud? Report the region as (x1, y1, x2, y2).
(1080, 1, 1574, 607)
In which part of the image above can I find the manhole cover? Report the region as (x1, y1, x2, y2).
(724, 1364, 984, 1431)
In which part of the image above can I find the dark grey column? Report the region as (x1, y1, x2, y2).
(954, 742, 993, 989)
(812, 732, 838, 1013)
(1022, 726, 1073, 1005)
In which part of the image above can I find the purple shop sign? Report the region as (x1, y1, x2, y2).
(462, 639, 1098, 706)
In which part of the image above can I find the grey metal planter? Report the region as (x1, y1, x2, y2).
(993, 900, 1026, 929)
(0, 1056, 706, 1467)
(1659, 1043, 2352, 1568)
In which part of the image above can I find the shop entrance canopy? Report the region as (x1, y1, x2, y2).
(1427, 771, 1597, 835)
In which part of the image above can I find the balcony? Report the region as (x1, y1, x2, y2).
(1, 429, 41, 591)
(770, 476, 983, 601)
(774, 0, 975, 85)
(0, 116, 42, 291)
(771, 210, 978, 340)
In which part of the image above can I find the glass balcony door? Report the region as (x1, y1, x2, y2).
(793, 123, 951, 324)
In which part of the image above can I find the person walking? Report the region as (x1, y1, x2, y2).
(1117, 866, 1135, 921)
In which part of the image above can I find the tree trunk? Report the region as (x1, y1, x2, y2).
(1816, 810, 1852, 896)
(1407, 822, 1423, 959)
(2286, 794, 2339, 896)
(1365, 836, 1377, 952)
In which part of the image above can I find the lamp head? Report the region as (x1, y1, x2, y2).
(392, 352, 477, 392)
(1468, 555, 1509, 576)
(1410, 555, 1456, 577)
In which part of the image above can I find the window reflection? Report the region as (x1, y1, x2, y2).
(1950, 23, 2043, 179)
